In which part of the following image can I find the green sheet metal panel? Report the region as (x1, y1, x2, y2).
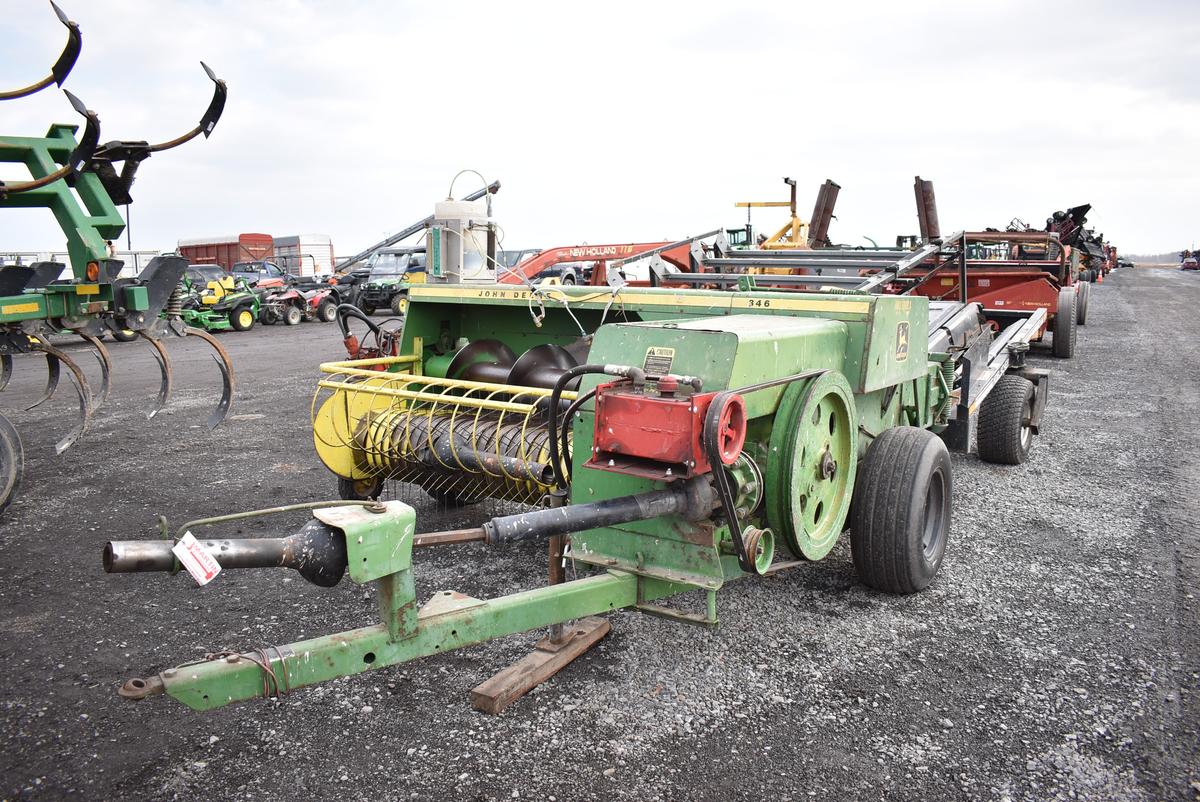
(399, 284, 929, 394)
(587, 314, 848, 417)
(859, 295, 930, 393)
(569, 315, 852, 588)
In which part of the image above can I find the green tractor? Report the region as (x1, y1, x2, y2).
(178, 265, 260, 333)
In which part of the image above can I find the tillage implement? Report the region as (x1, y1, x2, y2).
(0, 3, 232, 513)
(108, 262, 1050, 711)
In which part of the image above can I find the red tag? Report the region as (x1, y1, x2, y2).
(171, 531, 222, 586)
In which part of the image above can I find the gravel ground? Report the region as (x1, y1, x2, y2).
(0, 267, 1196, 801)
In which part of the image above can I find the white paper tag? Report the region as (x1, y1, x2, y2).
(172, 531, 222, 586)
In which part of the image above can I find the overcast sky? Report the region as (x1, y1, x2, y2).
(4, 0, 1197, 257)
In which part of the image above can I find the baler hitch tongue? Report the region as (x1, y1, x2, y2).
(118, 675, 164, 701)
(0, 1, 81, 102)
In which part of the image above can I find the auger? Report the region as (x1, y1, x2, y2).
(0, 2, 233, 515)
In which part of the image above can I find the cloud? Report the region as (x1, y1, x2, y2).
(2, 0, 1197, 256)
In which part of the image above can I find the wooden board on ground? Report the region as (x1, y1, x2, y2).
(469, 617, 611, 714)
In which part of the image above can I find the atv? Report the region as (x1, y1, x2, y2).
(355, 247, 426, 316)
(178, 269, 260, 332)
(259, 284, 338, 325)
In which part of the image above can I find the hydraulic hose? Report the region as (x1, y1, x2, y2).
(557, 387, 598, 485)
(335, 302, 380, 339)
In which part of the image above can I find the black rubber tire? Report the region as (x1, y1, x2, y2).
(360, 303, 377, 316)
(1052, 288, 1077, 359)
(1075, 279, 1089, 326)
(259, 308, 277, 325)
(229, 305, 255, 332)
(389, 293, 408, 317)
(283, 304, 302, 326)
(110, 328, 138, 343)
(0, 412, 23, 518)
(849, 426, 952, 594)
(318, 300, 337, 323)
(977, 374, 1035, 465)
(561, 273, 576, 285)
(338, 476, 382, 501)
(1088, 269, 1098, 283)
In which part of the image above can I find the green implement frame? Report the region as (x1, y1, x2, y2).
(109, 279, 974, 712)
(0, 123, 122, 279)
(1, 3, 233, 515)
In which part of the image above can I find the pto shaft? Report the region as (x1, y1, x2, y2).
(103, 519, 347, 587)
(483, 478, 714, 545)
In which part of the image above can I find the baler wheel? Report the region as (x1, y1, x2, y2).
(849, 427, 951, 594)
(1052, 288, 1077, 359)
(765, 371, 857, 561)
(1075, 280, 1089, 326)
(338, 476, 383, 501)
(977, 375, 1035, 465)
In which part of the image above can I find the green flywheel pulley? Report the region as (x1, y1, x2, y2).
(765, 371, 857, 560)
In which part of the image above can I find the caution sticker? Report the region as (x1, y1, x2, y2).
(895, 322, 910, 362)
(643, 346, 675, 375)
(172, 531, 222, 586)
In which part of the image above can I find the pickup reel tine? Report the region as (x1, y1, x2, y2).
(28, 341, 92, 454)
(0, 1, 81, 102)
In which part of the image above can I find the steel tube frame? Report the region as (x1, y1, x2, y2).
(150, 570, 688, 711)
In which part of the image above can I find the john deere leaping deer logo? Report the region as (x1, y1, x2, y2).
(896, 322, 910, 361)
